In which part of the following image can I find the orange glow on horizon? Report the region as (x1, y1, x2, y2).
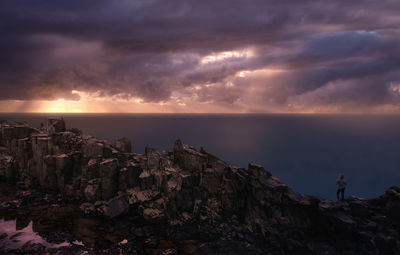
(42, 99, 84, 113)
(1, 89, 400, 114)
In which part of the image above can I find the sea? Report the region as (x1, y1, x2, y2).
(1, 113, 399, 200)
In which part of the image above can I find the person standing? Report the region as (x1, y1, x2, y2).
(336, 173, 347, 200)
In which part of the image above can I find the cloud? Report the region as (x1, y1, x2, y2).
(1, 0, 400, 112)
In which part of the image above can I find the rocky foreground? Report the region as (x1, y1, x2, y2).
(0, 119, 400, 255)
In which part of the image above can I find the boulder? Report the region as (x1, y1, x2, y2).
(103, 197, 129, 218)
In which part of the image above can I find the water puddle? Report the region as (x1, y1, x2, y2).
(0, 218, 83, 250)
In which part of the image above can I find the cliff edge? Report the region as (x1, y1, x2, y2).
(0, 118, 400, 254)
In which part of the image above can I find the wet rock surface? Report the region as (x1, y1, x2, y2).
(0, 119, 399, 254)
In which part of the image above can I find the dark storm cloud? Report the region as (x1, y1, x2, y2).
(1, 0, 400, 111)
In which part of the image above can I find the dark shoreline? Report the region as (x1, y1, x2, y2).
(1, 118, 400, 254)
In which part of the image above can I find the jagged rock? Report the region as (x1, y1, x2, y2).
(143, 208, 164, 220)
(16, 138, 31, 170)
(13, 125, 35, 139)
(82, 140, 105, 158)
(180, 171, 193, 188)
(55, 154, 72, 191)
(31, 134, 52, 156)
(1, 119, 400, 255)
(259, 175, 288, 192)
(146, 146, 173, 171)
(166, 174, 181, 192)
(47, 118, 66, 133)
(383, 187, 400, 224)
(139, 170, 153, 190)
(1, 126, 14, 140)
(39, 155, 57, 189)
(85, 158, 101, 179)
(115, 137, 132, 153)
(68, 127, 82, 136)
(99, 158, 119, 200)
(174, 139, 207, 172)
(160, 248, 178, 255)
(80, 202, 95, 215)
(127, 189, 159, 204)
(248, 163, 271, 178)
(118, 167, 129, 191)
(201, 168, 220, 195)
(126, 161, 142, 188)
(146, 146, 161, 170)
(84, 179, 101, 201)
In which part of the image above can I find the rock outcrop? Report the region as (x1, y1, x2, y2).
(1, 119, 400, 254)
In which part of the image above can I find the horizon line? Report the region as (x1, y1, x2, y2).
(1, 112, 400, 115)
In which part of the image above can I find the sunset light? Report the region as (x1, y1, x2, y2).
(1, 1, 400, 254)
(42, 99, 84, 113)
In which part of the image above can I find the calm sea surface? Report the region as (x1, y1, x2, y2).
(1, 113, 399, 200)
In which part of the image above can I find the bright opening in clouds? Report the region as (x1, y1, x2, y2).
(201, 50, 253, 64)
(1, 0, 400, 113)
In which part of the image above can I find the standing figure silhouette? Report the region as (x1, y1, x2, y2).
(336, 173, 347, 200)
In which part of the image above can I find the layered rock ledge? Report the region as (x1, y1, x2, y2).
(0, 119, 400, 254)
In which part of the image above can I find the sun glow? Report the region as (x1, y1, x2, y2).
(43, 99, 84, 113)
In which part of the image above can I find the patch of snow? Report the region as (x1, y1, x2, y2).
(0, 219, 70, 249)
(119, 239, 128, 245)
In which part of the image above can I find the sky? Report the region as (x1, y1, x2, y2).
(1, 0, 400, 113)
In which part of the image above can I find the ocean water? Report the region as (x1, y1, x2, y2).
(1, 113, 400, 200)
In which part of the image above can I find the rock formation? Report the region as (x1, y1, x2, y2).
(0, 118, 400, 254)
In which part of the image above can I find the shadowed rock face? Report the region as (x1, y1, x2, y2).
(0, 119, 400, 254)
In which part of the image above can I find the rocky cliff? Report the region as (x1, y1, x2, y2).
(0, 119, 400, 254)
